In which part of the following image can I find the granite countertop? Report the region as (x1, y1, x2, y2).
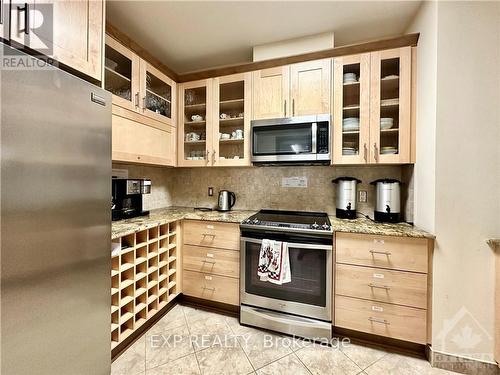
(112, 207, 257, 239)
(329, 216, 435, 239)
(112, 206, 434, 240)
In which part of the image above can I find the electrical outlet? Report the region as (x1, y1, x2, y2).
(359, 190, 367, 203)
(208, 187, 213, 196)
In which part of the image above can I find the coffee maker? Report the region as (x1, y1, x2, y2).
(112, 179, 151, 221)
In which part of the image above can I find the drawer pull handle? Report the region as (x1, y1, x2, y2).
(201, 286, 216, 291)
(368, 283, 391, 290)
(368, 317, 390, 325)
(202, 259, 216, 265)
(202, 233, 216, 238)
(369, 250, 391, 256)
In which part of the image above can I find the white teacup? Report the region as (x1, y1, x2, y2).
(235, 129, 244, 139)
(220, 113, 229, 119)
(191, 114, 203, 122)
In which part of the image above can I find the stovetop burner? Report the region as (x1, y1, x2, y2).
(241, 209, 332, 233)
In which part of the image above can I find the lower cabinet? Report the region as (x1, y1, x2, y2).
(112, 106, 176, 166)
(182, 220, 240, 306)
(334, 232, 432, 344)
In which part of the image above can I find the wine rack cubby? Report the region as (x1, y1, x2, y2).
(110, 221, 180, 349)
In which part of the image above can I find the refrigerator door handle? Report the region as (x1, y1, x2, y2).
(91, 92, 106, 106)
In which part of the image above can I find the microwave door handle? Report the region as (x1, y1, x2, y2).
(311, 122, 317, 154)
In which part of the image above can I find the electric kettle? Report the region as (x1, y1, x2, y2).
(217, 190, 236, 211)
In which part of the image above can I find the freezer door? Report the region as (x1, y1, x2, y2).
(1, 47, 112, 375)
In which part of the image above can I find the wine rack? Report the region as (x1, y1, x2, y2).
(111, 221, 179, 349)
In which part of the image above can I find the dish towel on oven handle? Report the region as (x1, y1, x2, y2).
(257, 239, 291, 285)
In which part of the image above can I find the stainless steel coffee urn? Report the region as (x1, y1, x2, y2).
(370, 179, 401, 223)
(332, 177, 362, 219)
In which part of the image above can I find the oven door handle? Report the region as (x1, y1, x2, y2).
(241, 237, 332, 251)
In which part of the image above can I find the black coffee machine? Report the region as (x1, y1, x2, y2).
(112, 178, 151, 221)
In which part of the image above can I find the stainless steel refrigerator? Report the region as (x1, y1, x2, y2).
(1, 45, 112, 375)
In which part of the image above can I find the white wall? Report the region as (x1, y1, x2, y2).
(405, 1, 438, 234)
(433, 1, 500, 361)
(253, 32, 334, 61)
(408, 1, 500, 362)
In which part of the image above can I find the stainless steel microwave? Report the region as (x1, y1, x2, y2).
(250, 114, 331, 165)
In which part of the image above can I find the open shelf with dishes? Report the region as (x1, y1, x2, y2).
(110, 221, 180, 349)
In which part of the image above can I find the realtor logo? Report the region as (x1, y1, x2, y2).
(435, 307, 493, 361)
(1, 4, 55, 69)
(2, 3, 53, 56)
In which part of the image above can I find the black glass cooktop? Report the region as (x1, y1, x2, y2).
(241, 209, 332, 232)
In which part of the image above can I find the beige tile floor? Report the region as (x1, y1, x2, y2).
(112, 304, 460, 375)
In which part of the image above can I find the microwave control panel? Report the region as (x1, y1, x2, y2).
(317, 122, 330, 154)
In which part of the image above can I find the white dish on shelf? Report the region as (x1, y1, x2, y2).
(382, 74, 399, 80)
(343, 125, 360, 132)
(381, 146, 398, 154)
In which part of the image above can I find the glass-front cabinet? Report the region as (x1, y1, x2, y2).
(370, 47, 411, 163)
(333, 53, 371, 164)
(140, 61, 175, 126)
(178, 79, 213, 167)
(212, 73, 251, 166)
(105, 36, 140, 112)
(105, 36, 176, 127)
(178, 75, 251, 167)
(333, 47, 412, 164)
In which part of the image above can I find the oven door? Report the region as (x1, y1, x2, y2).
(251, 119, 317, 163)
(240, 236, 332, 322)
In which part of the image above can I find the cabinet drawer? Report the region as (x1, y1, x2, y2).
(183, 221, 240, 251)
(182, 270, 239, 306)
(183, 245, 240, 279)
(335, 295, 427, 344)
(336, 233, 429, 273)
(336, 264, 427, 309)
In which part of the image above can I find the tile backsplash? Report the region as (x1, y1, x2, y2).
(115, 163, 413, 221)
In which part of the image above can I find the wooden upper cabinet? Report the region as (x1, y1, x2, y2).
(333, 47, 412, 165)
(333, 53, 371, 164)
(140, 60, 176, 127)
(112, 112, 175, 166)
(290, 59, 331, 116)
(369, 47, 412, 164)
(252, 66, 290, 119)
(105, 36, 140, 112)
(212, 73, 252, 166)
(178, 79, 213, 167)
(10, 0, 104, 81)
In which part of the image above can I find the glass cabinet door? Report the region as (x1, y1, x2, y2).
(212, 73, 251, 166)
(179, 80, 212, 166)
(140, 61, 176, 126)
(104, 36, 139, 111)
(370, 47, 411, 163)
(332, 54, 371, 164)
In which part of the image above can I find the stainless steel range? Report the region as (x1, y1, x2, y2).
(240, 210, 333, 340)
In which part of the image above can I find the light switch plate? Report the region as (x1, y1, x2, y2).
(281, 176, 308, 188)
(359, 190, 367, 203)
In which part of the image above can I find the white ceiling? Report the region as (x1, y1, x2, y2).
(107, 1, 422, 74)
